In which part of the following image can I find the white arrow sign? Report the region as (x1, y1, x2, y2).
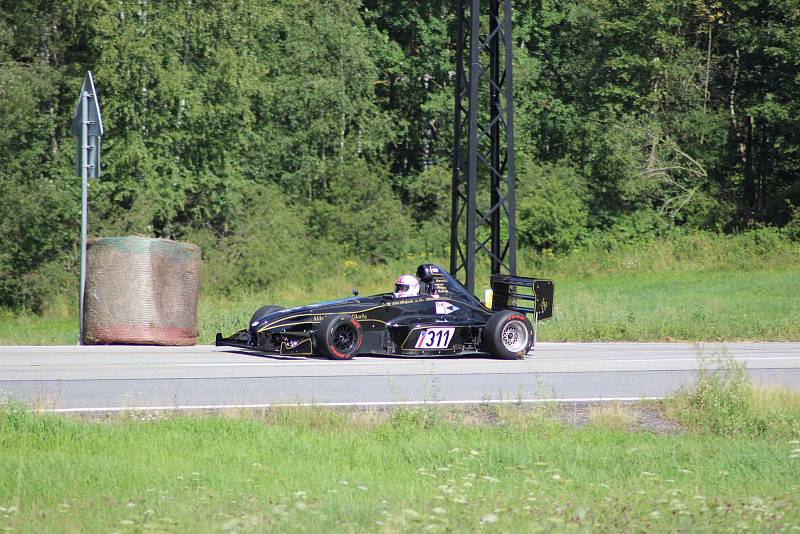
(71, 71, 103, 179)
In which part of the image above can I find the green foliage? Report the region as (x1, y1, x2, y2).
(667, 352, 800, 438)
(185, 183, 316, 296)
(517, 159, 588, 253)
(785, 204, 800, 241)
(309, 158, 412, 263)
(1, 402, 800, 531)
(2, 0, 800, 311)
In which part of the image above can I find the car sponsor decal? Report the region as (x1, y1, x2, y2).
(435, 301, 459, 315)
(414, 327, 455, 349)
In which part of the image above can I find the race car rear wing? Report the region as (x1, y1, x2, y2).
(490, 274, 554, 321)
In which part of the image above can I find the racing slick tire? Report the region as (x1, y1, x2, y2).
(483, 310, 533, 360)
(316, 314, 363, 360)
(250, 305, 284, 326)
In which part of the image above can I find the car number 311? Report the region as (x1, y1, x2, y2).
(415, 327, 455, 349)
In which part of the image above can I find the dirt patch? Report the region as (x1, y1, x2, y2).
(549, 401, 685, 434)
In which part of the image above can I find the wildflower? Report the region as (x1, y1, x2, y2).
(432, 507, 446, 514)
(481, 476, 500, 483)
(357, 485, 368, 491)
(293, 491, 307, 498)
(120, 520, 135, 525)
(126, 503, 136, 508)
(338, 480, 349, 485)
(403, 509, 420, 519)
(295, 501, 308, 511)
(480, 513, 498, 524)
(469, 449, 480, 456)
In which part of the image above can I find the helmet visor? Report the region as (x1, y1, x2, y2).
(395, 283, 410, 293)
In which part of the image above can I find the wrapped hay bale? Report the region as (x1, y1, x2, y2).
(84, 237, 201, 345)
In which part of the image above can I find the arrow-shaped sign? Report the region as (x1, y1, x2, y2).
(71, 71, 103, 179)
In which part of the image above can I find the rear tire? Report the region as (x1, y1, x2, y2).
(250, 305, 284, 327)
(316, 314, 363, 360)
(483, 311, 533, 360)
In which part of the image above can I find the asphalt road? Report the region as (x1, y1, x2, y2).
(1, 342, 799, 412)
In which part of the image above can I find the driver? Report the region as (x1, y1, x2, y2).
(393, 274, 420, 298)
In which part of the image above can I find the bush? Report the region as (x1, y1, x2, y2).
(309, 159, 412, 263)
(784, 205, 800, 242)
(186, 183, 317, 296)
(516, 159, 589, 253)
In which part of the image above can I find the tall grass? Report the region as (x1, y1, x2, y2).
(2, 230, 798, 344)
(665, 351, 800, 438)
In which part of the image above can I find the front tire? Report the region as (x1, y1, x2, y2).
(316, 314, 363, 360)
(483, 311, 533, 360)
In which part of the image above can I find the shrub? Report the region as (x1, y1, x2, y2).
(516, 159, 589, 253)
(186, 183, 316, 296)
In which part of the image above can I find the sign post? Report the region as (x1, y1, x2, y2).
(70, 71, 103, 344)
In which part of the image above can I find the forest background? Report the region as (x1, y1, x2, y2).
(1, 0, 799, 314)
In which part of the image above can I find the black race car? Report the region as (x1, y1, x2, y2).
(216, 264, 553, 360)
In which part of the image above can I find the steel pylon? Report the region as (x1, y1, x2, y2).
(450, 0, 517, 294)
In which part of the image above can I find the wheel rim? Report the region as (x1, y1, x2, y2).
(501, 320, 529, 353)
(331, 323, 358, 353)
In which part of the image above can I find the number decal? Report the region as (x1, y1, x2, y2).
(414, 328, 455, 349)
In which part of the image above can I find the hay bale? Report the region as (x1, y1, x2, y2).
(84, 237, 201, 346)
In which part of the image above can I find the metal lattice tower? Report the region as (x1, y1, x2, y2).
(450, 0, 517, 294)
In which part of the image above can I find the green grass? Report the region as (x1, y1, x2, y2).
(3, 267, 797, 345)
(3, 361, 799, 532)
(540, 268, 800, 341)
(2, 231, 799, 345)
(664, 351, 800, 438)
(1, 396, 799, 532)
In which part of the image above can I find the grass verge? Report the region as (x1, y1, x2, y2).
(1, 371, 799, 532)
(2, 231, 798, 344)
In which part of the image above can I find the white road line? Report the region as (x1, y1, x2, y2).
(38, 397, 665, 413)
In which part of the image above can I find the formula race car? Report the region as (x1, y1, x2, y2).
(216, 264, 554, 360)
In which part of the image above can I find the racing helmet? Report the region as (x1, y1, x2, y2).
(393, 274, 420, 298)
